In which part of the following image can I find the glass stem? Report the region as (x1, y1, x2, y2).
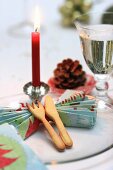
(95, 74, 109, 97)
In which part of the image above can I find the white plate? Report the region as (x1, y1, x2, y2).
(0, 94, 113, 168)
(25, 104, 113, 164)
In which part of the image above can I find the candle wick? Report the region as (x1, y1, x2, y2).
(35, 27, 39, 32)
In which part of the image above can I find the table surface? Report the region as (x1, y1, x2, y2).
(0, 0, 113, 169)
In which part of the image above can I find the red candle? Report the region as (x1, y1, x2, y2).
(32, 30, 40, 87)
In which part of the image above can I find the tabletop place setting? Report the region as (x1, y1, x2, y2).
(1, 0, 113, 170)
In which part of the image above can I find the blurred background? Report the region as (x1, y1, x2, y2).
(0, 0, 113, 97)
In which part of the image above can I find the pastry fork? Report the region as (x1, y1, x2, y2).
(27, 102, 65, 151)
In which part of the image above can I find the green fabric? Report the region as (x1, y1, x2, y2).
(0, 135, 27, 170)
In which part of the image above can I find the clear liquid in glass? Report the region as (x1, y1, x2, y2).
(80, 25, 113, 75)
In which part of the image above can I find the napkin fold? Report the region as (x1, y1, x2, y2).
(56, 90, 97, 128)
(0, 109, 40, 140)
(0, 90, 97, 142)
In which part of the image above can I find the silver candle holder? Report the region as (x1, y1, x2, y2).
(23, 81, 49, 101)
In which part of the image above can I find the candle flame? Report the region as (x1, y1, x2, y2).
(34, 6, 40, 32)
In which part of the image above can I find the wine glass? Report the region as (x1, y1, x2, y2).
(74, 12, 113, 100)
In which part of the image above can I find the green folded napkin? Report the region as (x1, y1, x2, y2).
(56, 90, 97, 128)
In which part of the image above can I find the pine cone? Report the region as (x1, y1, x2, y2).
(53, 58, 86, 89)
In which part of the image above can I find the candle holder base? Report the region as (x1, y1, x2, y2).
(23, 82, 50, 101)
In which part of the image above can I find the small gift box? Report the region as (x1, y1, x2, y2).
(56, 90, 97, 128)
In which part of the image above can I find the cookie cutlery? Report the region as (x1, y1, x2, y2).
(27, 102, 65, 151)
(44, 95, 73, 148)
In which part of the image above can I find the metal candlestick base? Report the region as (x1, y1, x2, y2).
(23, 82, 50, 101)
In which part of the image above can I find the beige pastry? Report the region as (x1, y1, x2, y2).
(44, 95, 73, 148)
(27, 102, 65, 151)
